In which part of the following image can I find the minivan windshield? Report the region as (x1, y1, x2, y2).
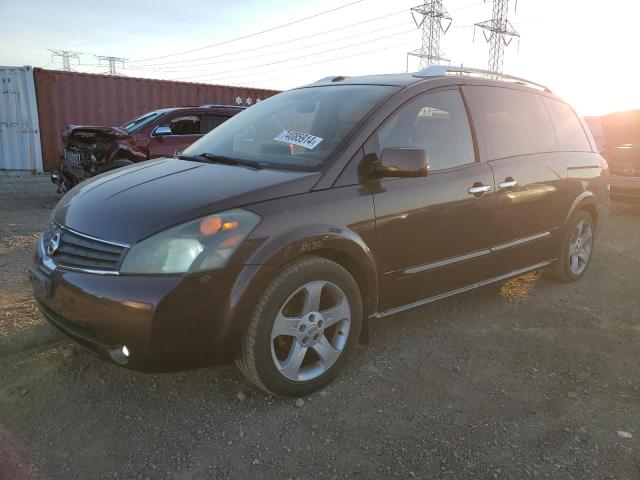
(182, 85, 398, 171)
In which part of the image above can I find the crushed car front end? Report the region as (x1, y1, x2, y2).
(52, 125, 144, 192)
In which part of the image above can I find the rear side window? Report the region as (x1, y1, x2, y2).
(377, 89, 475, 171)
(464, 86, 557, 160)
(543, 98, 592, 152)
(201, 114, 229, 134)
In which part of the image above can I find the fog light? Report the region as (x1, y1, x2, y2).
(109, 345, 131, 365)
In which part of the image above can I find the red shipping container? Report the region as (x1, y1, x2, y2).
(33, 68, 279, 171)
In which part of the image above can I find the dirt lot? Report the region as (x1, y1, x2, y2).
(1, 175, 639, 479)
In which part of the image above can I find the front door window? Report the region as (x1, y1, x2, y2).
(377, 89, 475, 171)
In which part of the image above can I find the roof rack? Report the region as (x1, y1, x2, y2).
(414, 65, 552, 93)
(313, 75, 347, 83)
(199, 104, 246, 109)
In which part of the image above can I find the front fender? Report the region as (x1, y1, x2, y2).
(245, 224, 379, 316)
(109, 143, 147, 163)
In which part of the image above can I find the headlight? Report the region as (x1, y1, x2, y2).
(120, 209, 260, 274)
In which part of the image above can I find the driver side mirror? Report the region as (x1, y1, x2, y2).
(153, 126, 172, 136)
(373, 147, 429, 178)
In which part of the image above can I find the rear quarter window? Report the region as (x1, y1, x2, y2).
(464, 86, 557, 160)
(543, 98, 592, 152)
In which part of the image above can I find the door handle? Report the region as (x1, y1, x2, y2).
(468, 184, 492, 195)
(499, 179, 518, 189)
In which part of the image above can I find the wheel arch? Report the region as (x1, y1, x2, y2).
(307, 246, 377, 343)
(310, 247, 377, 318)
(565, 192, 599, 228)
(231, 226, 379, 341)
(259, 227, 379, 317)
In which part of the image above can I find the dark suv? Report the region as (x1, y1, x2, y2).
(52, 104, 244, 192)
(31, 66, 609, 397)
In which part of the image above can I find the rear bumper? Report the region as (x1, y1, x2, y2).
(30, 242, 276, 372)
(610, 174, 640, 201)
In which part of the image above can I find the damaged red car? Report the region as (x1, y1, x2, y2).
(51, 104, 245, 192)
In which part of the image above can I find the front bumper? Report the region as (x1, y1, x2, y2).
(610, 174, 640, 201)
(30, 238, 275, 372)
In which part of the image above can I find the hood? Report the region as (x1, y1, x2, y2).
(54, 158, 320, 244)
(63, 124, 129, 143)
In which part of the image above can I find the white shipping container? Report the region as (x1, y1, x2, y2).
(0, 66, 43, 172)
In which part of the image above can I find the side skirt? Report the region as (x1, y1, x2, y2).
(373, 260, 552, 319)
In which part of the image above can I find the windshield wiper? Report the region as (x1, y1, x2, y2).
(177, 153, 262, 170)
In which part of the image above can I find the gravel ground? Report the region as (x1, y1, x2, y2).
(1, 175, 639, 480)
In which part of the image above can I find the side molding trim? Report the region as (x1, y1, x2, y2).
(375, 260, 551, 318)
(490, 231, 551, 252)
(396, 230, 552, 277)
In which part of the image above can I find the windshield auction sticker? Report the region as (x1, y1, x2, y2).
(274, 130, 323, 150)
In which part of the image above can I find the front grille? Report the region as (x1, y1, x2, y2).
(43, 218, 127, 273)
(64, 149, 81, 164)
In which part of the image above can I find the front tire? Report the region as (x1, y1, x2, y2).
(545, 211, 595, 282)
(236, 256, 363, 397)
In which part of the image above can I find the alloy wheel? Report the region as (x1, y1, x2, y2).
(569, 220, 593, 275)
(270, 280, 351, 382)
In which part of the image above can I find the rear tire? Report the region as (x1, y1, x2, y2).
(236, 256, 362, 397)
(545, 211, 595, 282)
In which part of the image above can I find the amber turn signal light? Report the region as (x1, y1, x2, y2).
(222, 221, 238, 231)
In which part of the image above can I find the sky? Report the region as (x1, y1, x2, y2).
(0, 0, 638, 116)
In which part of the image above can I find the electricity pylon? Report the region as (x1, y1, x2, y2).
(96, 56, 128, 75)
(48, 49, 81, 71)
(407, 0, 452, 71)
(474, 0, 520, 73)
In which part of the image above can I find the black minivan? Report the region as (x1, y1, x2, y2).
(31, 66, 609, 397)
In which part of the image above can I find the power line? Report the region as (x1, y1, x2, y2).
(124, 22, 411, 73)
(128, 0, 365, 63)
(128, 9, 410, 68)
(173, 28, 416, 81)
(450, 1, 484, 12)
(186, 39, 415, 85)
(130, 2, 483, 69)
(80, 65, 104, 74)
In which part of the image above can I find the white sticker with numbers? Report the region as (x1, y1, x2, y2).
(273, 130, 323, 150)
